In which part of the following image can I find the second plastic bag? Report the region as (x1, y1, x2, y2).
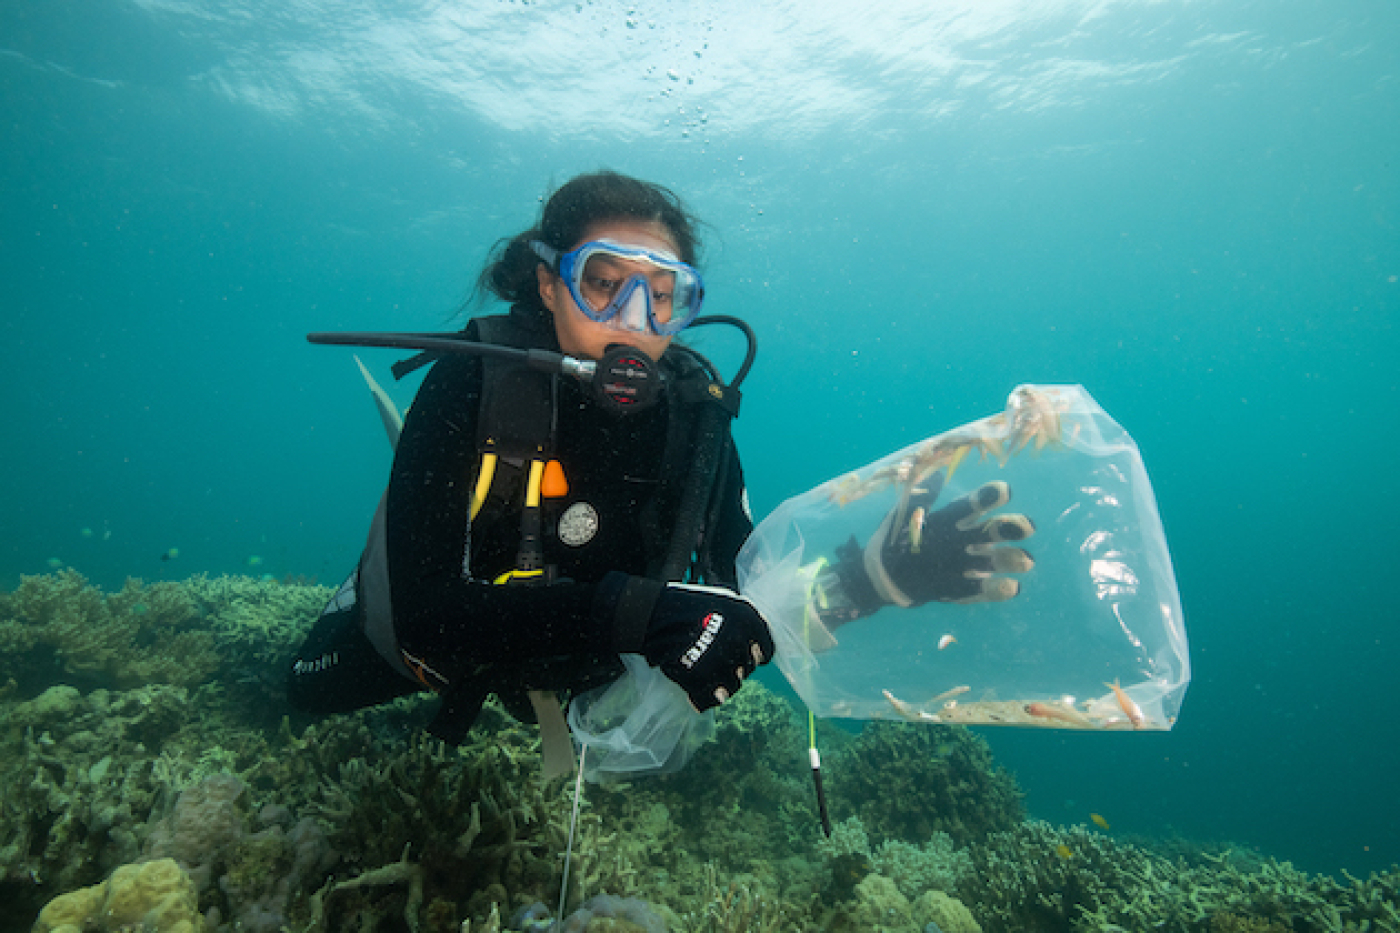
(736, 384, 1189, 731)
(567, 653, 717, 783)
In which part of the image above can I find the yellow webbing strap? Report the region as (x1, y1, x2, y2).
(493, 568, 544, 585)
(524, 458, 545, 509)
(469, 451, 498, 523)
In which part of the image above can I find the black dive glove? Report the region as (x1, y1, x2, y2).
(600, 576, 775, 712)
(828, 481, 1036, 619)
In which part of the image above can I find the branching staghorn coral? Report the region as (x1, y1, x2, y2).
(958, 820, 1400, 933)
(0, 570, 217, 690)
(825, 720, 1024, 848)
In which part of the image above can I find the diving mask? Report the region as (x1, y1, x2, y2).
(532, 239, 704, 337)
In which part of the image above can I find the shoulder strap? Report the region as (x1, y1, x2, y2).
(646, 347, 741, 583)
(473, 316, 557, 460)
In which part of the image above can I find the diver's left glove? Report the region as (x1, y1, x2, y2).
(597, 574, 775, 712)
(821, 481, 1036, 623)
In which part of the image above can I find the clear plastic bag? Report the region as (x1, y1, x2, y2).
(736, 385, 1189, 731)
(567, 653, 717, 783)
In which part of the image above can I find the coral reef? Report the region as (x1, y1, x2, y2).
(32, 857, 202, 933)
(0, 684, 196, 897)
(825, 720, 1024, 847)
(915, 890, 982, 933)
(0, 571, 329, 705)
(0, 571, 216, 692)
(557, 893, 669, 932)
(957, 819, 1400, 933)
(181, 573, 330, 672)
(145, 773, 250, 892)
(3, 573, 1400, 933)
(816, 817, 971, 902)
(591, 680, 817, 871)
(821, 873, 982, 933)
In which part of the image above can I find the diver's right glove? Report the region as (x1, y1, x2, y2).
(826, 481, 1036, 620)
(598, 574, 774, 712)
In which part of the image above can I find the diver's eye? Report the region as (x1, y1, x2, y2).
(583, 275, 622, 295)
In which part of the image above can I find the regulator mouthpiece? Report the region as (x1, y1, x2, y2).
(594, 344, 660, 414)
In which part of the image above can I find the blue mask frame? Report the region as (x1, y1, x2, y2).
(532, 239, 705, 336)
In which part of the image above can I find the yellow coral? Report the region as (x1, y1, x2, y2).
(852, 874, 915, 929)
(31, 880, 107, 932)
(913, 890, 982, 933)
(32, 858, 203, 933)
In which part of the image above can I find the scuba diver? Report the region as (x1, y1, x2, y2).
(287, 170, 1035, 762)
(288, 171, 774, 747)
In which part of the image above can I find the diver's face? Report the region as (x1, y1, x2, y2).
(538, 219, 679, 362)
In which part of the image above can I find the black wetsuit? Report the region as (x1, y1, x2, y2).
(287, 320, 752, 726)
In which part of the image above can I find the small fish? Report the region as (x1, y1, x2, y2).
(160, 547, 180, 562)
(1024, 701, 1092, 726)
(883, 689, 941, 723)
(1091, 813, 1110, 831)
(1106, 679, 1144, 729)
(938, 633, 956, 650)
(1055, 844, 1073, 860)
(928, 685, 971, 706)
(246, 555, 264, 568)
(909, 506, 927, 553)
(80, 527, 94, 539)
(46, 557, 63, 570)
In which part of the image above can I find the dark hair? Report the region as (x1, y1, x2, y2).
(477, 171, 702, 329)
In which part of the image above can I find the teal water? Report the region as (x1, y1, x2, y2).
(4, 0, 1397, 879)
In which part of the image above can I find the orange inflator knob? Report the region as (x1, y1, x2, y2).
(541, 459, 569, 498)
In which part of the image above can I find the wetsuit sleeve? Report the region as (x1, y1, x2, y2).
(700, 437, 754, 588)
(385, 356, 616, 678)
